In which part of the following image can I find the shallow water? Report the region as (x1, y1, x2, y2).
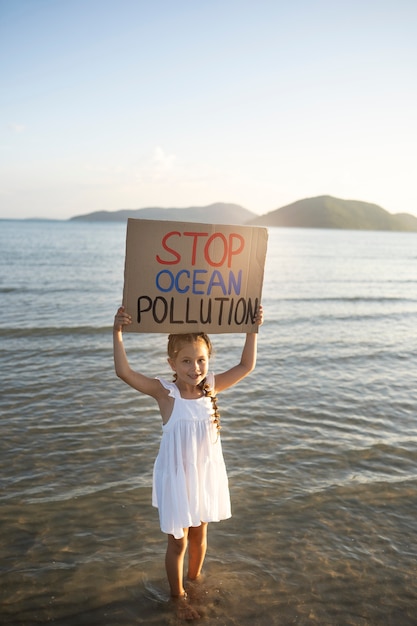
(1, 221, 417, 625)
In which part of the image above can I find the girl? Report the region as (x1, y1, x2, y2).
(113, 305, 263, 620)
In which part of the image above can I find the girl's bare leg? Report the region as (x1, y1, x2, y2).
(187, 523, 208, 581)
(165, 531, 188, 596)
(166, 530, 200, 620)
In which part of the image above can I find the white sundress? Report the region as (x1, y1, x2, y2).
(152, 372, 231, 539)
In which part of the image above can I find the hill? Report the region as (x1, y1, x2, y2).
(249, 196, 417, 232)
(69, 196, 417, 231)
(70, 203, 256, 225)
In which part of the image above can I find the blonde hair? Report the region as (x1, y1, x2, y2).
(167, 332, 212, 360)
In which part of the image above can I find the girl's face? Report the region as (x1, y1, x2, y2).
(168, 339, 210, 388)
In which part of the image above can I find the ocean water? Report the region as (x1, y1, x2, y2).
(1, 220, 417, 625)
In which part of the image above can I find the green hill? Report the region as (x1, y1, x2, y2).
(70, 203, 256, 225)
(249, 196, 417, 232)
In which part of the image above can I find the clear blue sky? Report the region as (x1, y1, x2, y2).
(1, 0, 416, 219)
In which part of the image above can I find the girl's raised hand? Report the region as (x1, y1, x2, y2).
(113, 306, 132, 332)
(255, 304, 264, 327)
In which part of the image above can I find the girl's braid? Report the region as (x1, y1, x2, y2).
(201, 379, 221, 442)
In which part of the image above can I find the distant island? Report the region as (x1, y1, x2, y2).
(70, 196, 417, 232)
(248, 196, 417, 232)
(70, 203, 256, 225)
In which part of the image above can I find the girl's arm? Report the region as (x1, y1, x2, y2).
(113, 306, 164, 398)
(214, 304, 263, 393)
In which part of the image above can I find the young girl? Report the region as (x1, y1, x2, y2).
(113, 305, 263, 620)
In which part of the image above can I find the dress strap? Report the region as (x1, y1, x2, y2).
(204, 371, 215, 394)
(155, 377, 178, 399)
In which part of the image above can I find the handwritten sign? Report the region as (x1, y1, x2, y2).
(122, 218, 268, 333)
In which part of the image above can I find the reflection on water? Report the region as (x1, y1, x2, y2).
(3, 479, 416, 625)
(1, 223, 417, 624)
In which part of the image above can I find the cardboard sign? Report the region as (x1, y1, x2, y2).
(122, 218, 268, 334)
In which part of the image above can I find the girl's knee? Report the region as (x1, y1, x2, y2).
(188, 523, 208, 545)
(167, 533, 188, 556)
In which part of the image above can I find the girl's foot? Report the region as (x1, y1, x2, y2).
(172, 592, 200, 620)
(185, 575, 206, 603)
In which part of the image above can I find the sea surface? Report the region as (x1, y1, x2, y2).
(1, 220, 417, 626)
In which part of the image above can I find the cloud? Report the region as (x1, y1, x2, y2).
(134, 146, 178, 184)
(8, 123, 26, 133)
(151, 146, 176, 172)
(78, 147, 179, 193)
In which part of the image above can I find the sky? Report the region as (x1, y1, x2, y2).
(1, 0, 417, 220)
